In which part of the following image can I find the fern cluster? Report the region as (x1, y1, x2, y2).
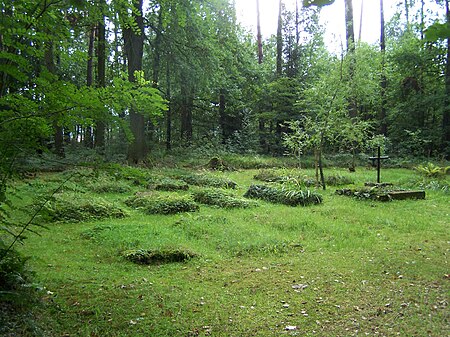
(415, 163, 449, 178)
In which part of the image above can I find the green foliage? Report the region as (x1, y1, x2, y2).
(176, 173, 237, 189)
(121, 248, 197, 265)
(36, 194, 127, 223)
(192, 188, 257, 209)
(105, 164, 153, 185)
(90, 177, 132, 194)
(150, 178, 189, 191)
(303, 0, 335, 7)
(244, 184, 322, 206)
(425, 22, 450, 41)
(325, 174, 355, 186)
(336, 187, 390, 201)
(414, 163, 449, 178)
(125, 194, 199, 215)
(0, 243, 32, 293)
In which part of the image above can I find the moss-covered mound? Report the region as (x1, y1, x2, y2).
(193, 189, 257, 209)
(122, 248, 197, 264)
(176, 173, 237, 189)
(37, 194, 127, 223)
(125, 194, 199, 215)
(244, 184, 322, 206)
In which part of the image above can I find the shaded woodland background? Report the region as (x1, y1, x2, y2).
(1, 0, 449, 166)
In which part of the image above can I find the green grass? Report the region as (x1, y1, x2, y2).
(8, 166, 450, 336)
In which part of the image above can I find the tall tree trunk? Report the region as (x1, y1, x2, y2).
(256, 0, 265, 152)
(295, 0, 300, 45)
(344, 0, 355, 53)
(444, 0, 450, 156)
(123, 0, 147, 164)
(44, 41, 64, 157)
(85, 25, 95, 149)
(345, 0, 356, 119)
(219, 88, 227, 143)
(95, 1, 106, 151)
(358, 0, 363, 42)
(152, 5, 163, 88)
(404, 0, 410, 27)
(256, 0, 263, 64)
(166, 58, 172, 151)
(180, 73, 193, 145)
(276, 0, 283, 77)
(380, 0, 387, 135)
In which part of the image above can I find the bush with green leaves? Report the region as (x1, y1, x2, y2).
(125, 194, 199, 215)
(150, 178, 189, 191)
(0, 244, 33, 294)
(253, 170, 284, 182)
(35, 194, 127, 223)
(325, 174, 355, 186)
(244, 184, 322, 206)
(122, 248, 197, 265)
(193, 189, 257, 209)
(105, 164, 154, 186)
(90, 178, 132, 194)
(176, 173, 237, 189)
(414, 163, 449, 178)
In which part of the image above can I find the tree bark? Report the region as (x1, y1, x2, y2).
(276, 0, 283, 77)
(85, 25, 95, 149)
(380, 0, 387, 135)
(345, 0, 356, 118)
(95, 0, 106, 151)
(180, 77, 193, 146)
(344, 0, 355, 53)
(219, 88, 227, 143)
(444, 0, 450, 155)
(166, 58, 172, 151)
(123, 0, 147, 164)
(44, 41, 64, 157)
(256, 0, 263, 64)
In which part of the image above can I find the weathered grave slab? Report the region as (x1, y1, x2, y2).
(386, 190, 425, 200)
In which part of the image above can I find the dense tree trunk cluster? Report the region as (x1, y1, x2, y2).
(0, 0, 449, 165)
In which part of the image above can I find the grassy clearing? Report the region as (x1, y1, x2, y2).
(10, 166, 450, 336)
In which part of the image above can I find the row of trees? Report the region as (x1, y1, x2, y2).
(1, 0, 449, 171)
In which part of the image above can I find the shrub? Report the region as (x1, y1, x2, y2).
(36, 194, 127, 223)
(244, 185, 322, 206)
(0, 245, 33, 293)
(150, 178, 189, 191)
(125, 195, 199, 215)
(325, 174, 355, 186)
(414, 163, 449, 178)
(105, 164, 154, 185)
(176, 173, 237, 189)
(122, 248, 197, 264)
(193, 189, 257, 209)
(253, 170, 283, 182)
(90, 178, 132, 194)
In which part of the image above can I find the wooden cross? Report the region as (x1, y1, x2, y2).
(368, 146, 389, 183)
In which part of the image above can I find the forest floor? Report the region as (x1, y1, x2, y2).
(6, 164, 449, 336)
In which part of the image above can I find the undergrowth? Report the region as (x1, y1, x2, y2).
(35, 193, 128, 223)
(244, 184, 323, 206)
(192, 188, 257, 208)
(125, 194, 199, 215)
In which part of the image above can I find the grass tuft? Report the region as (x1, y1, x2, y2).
(192, 188, 257, 208)
(125, 194, 199, 214)
(244, 184, 323, 206)
(121, 248, 197, 264)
